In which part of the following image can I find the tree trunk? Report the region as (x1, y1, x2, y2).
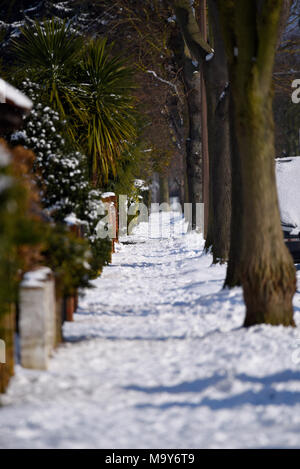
(167, 27, 203, 228)
(224, 93, 243, 287)
(224, 0, 292, 288)
(204, 0, 231, 263)
(199, 1, 210, 237)
(204, 65, 231, 261)
(174, 0, 231, 261)
(183, 53, 203, 229)
(209, 80, 231, 264)
(239, 90, 295, 326)
(219, 0, 296, 326)
(159, 175, 170, 206)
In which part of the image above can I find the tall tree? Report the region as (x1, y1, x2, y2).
(167, 27, 203, 226)
(172, 0, 232, 262)
(13, 23, 137, 185)
(224, 0, 293, 288)
(183, 45, 203, 225)
(206, 0, 231, 263)
(218, 0, 296, 326)
(94, 0, 188, 197)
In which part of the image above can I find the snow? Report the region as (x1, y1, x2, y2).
(167, 15, 176, 23)
(10, 130, 27, 142)
(134, 179, 149, 191)
(101, 192, 116, 199)
(0, 79, 32, 111)
(205, 52, 214, 62)
(1, 212, 300, 449)
(276, 157, 300, 228)
(64, 213, 84, 226)
(0, 144, 10, 167)
(21, 267, 52, 288)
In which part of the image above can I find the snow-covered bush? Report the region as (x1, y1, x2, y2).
(10, 80, 113, 276)
(10, 80, 90, 222)
(41, 224, 92, 297)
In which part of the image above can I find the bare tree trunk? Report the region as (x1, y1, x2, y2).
(168, 27, 203, 226)
(240, 91, 295, 326)
(224, 0, 292, 288)
(199, 1, 210, 237)
(159, 175, 170, 206)
(224, 93, 243, 287)
(183, 51, 203, 228)
(209, 79, 231, 263)
(173, 0, 231, 262)
(205, 0, 231, 263)
(219, 0, 296, 326)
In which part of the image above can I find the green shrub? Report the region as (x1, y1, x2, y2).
(0, 143, 43, 317)
(89, 238, 112, 279)
(41, 225, 92, 297)
(12, 22, 138, 185)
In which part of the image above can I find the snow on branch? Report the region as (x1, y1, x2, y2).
(146, 70, 181, 100)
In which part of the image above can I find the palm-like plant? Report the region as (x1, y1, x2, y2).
(13, 22, 137, 185)
(76, 39, 137, 184)
(12, 19, 83, 119)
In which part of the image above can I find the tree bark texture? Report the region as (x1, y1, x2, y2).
(183, 52, 203, 228)
(218, 0, 296, 326)
(174, 0, 231, 262)
(159, 175, 170, 206)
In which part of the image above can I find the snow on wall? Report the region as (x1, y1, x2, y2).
(0, 78, 32, 111)
(101, 192, 116, 199)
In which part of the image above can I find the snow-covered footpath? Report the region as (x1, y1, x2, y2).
(1, 212, 300, 449)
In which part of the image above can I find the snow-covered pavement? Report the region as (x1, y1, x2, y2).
(1, 212, 300, 449)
